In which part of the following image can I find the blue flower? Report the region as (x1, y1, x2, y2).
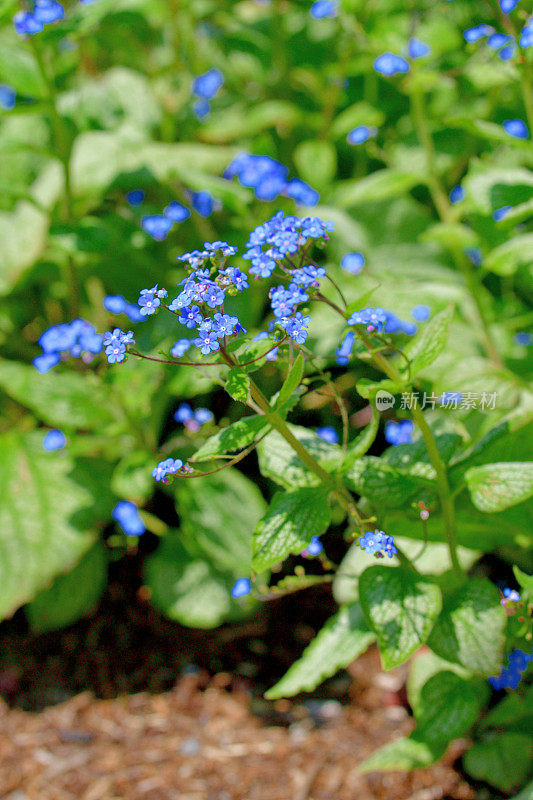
(33, 0, 65, 24)
(193, 330, 221, 355)
(487, 33, 513, 50)
(219, 267, 249, 291)
(489, 649, 531, 690)
(171, 339, 192, 358)
(204, 240, 238, 257)
(280, 312, 310, 344)
(463, 24, 493, 43)
(498, 43, 516, 60)
(194, 408, 214, 425)
(33, 352, 61, 373)
(141, 215, 173, 241)
(179, 305, 203, 328)
(408, 38, 431, 58)
(304, 536, 323, 556)
(104, 295, 127, 314)
(0, 85, 16, 111)
(153, 457, 183, 483)
(193, 97, 210, 119)
(493, 206, 512, 221)
(374, 53, 410, 76)
(515, 332, 532, 346)
(348, 307, 387, 333)
(503, 118, 529, 139)
(192, 68, 224, 99)
(103, 328, 134, 364)
(449, 185, 464, 204)
(341, 252, 365, 274)
(316, 426, 339, 444)
(335, 331, 355, 365)
(359, 530, 397, 558)
(465, 247, 483, 266)
(164, 201, 191, 222)
(231, 578, 251, 598)
(138, 286, 166, 316)
(212, 312, 238, 337)
(43, 429, 67, 451)
(411, 305, 430, 322)
(347, 126, 377, 145)
(502, 587, 521, 603)
(385, 420, 414, 446)
(189, 190, 218, 217)
(112, 500, 146, 536)
(500, 0, 519, 11)
(126, 189, 144, 206)
(310, 0, 338, 18)
(439, 391, 463, 407)
(175, 403, 193, 423)
(520, 21, 533, 47)
(284, 178, 320, 207)
(13, 11, 44, 35)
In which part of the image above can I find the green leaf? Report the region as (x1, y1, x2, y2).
(293, 140, 337, 188)
(0, 359, 115, 430)
(403, 304, 454, 377)
(484, 234, 533, 277)
(225, 367, 250, 403)
(343, 456, 435, 507)
(465, 462, 533, 513)
(235, 337, 278, 372)
(358, 735, 444, 773)
(145, 537, 252, 629)
(0, 432, 101, 621)
(176, 468, 266, 575)
(192, 415, 269, 461)
(253, 487, 331, 572)
(26, 542, 107, 633)
(415, 671, 489, 746)
(341, 408, 380, 470)
(0, 32, 46, 97)
(511, 779, 533, 800)
(407, 651, 472, 719)
(514, 566, 533, 596)
(464, 734, 533, 794)
(331, 170, 423, 207)
(359, 566, 442, 669)
(276, 353, 304, 408)
(199, 100, 301, 143)
(427, 579, 506, 676)
(265, 604, 375, 699)
(481, 684, 533, 731)
(257, 425, 342, 488)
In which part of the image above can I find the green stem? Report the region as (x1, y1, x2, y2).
(520, 58, 533, 136)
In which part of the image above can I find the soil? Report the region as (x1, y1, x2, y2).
(0, 555, 479, 800)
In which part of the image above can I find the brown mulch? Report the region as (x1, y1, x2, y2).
(0, 648, 475, 800)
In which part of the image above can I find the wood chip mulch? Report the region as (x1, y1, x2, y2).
(0, 649, 475, 800)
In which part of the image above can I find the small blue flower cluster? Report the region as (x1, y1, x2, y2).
(191, 68, 224, 119)
(42, 429, 67, 451)
(138, 284, 168, 316)
(347, 307, 387, 333)
(153, 457, 184, 483)
(489, 649, 532, 690)
(503, 119, 529, 139)
(112, 500, 146, 536)
(0, 85, 16, 111)
(174, 403, 214, 431)
(224, 153, 319, 205)
(102, 328, 134, 364)
(34, 319, 103, 373)
(14, 0, 64, 35)
(501, 587, 521, 605)
(126, 189, 145, 206)
(374, 53, 410, 76)
(141, 201, 191, 241)
(104, 294, 144, 322)
(385, 420, 414, 446)
(464, 7, 532, 61)
(359, 530, 398, 558)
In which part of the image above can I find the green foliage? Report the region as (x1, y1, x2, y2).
(225, 367, 250, 403)
(464, 734, 533, 794)
(257, 425, 342, 488)
(358, 566, 442, 670)
(26, 541, 108, 633)
(253, 487, 331, 572)
(428, 579, 506, 676)
(266, 603, 375, 699)
(192, 415, 269, 461)
(465, 462, 533, 513)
